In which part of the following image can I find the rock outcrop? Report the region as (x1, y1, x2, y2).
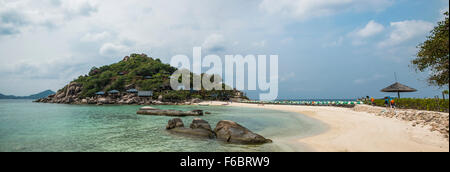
(166, 118, 185, 129)
(214, 120, 273, 144)
(165, 118, 272, 145)
(166, 118, 215, 139)
(140, 106, 158, 110)
(34, 82, 203, 105)
(190, 118, 212, 131)
(34, 82, 82, 104)
(137, 108, 204, 116)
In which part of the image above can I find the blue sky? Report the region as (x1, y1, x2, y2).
(0, 0, 448, 99)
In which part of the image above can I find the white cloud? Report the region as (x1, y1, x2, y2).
(439, 7, 449, 21)
(1, 0, 278, 95)
(379, 20, 433, 47)
(0, 0, 443, 98)
(259, 0, 392, 20)
(281, 37, 294, 44)
(0, 0, 98, 36)
(280, 72, 295, 82)
(252, 40, 267, 48)
(202, 33, 226, 52)
(62, 0, 98, 17)
(354, 74, 384, 84)
(355, 20, 385, 38)
(80, 31, 111, 42)
(99, 43, 129, 56)
(324, 36, 344, 47)
(347, 20, 385, 46)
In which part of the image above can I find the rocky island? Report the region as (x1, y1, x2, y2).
(34, 53, 247, 105)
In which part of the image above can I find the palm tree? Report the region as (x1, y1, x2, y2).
(443, 90, 449, 100)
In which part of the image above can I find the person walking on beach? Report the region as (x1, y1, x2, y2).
(390, 99, 395, 108)
(384, 97, 389, 107)
(370, 97, 375, 106)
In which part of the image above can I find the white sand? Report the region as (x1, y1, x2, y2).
(203, 101, 449, 152)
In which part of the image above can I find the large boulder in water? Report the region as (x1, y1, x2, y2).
(166, 118, 185, 129)
(214, 120, 272, 144)
(166, 118, 215, 139)
(137, 109, 203, 116)
(140, 106, 158, 110)
(169, 128, 215, 139)
(190, 118, 212, 131)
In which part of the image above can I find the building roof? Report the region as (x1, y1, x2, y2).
(138, 91, 153, 97)
(108, 90, 120, 94)
(127, 89, 138, 93)
(381, 82, 417, 93)
(95, 91, 105, 95)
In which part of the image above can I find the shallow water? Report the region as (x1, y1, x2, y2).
(0, 99, 326, 152)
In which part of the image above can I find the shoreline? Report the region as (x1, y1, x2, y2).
(204, 101, 449, 152)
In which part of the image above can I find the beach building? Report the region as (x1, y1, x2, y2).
(138, 91, 153, 97)
(127, 89, 138, 96)
(127, 89, 138, 93)
(108, 90, 120, 98)
(108, 90, 120, 94)
(138, 91, 153, 103)
(95, 91, 105, 98)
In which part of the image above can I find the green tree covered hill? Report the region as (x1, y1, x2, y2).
(67, 53, 244, 101)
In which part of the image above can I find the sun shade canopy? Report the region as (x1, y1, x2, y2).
(381, 82, 417, 98)
(381, 82, 417, 92)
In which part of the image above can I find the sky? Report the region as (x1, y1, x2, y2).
(0, 0, 448, 99)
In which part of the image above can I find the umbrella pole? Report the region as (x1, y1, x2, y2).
(397, 92, 400, 99)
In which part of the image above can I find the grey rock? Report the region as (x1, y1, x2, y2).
(190, 118, 212, 131)
(166, 118, 184, 129)
(214, 120, 272, 144)
(166, 118, 215, 139)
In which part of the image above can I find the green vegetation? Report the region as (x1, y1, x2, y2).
(442, 90, 449, 100)
(412, 11, 449, 87)
(366, 98, 449, 112)
(72, 53, 242, 101)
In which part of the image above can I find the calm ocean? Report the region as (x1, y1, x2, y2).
(0, 99, 325, 152)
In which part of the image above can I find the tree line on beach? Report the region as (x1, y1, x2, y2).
(411, 11, 449, 93)
(368, 11, 449, 112)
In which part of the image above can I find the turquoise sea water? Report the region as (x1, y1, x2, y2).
(0, 99, 326, 152)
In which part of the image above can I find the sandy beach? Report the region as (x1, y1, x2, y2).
(204, 101, 449, 152)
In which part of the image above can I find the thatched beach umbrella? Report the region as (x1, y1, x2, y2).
(381, 82, 417, 98)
